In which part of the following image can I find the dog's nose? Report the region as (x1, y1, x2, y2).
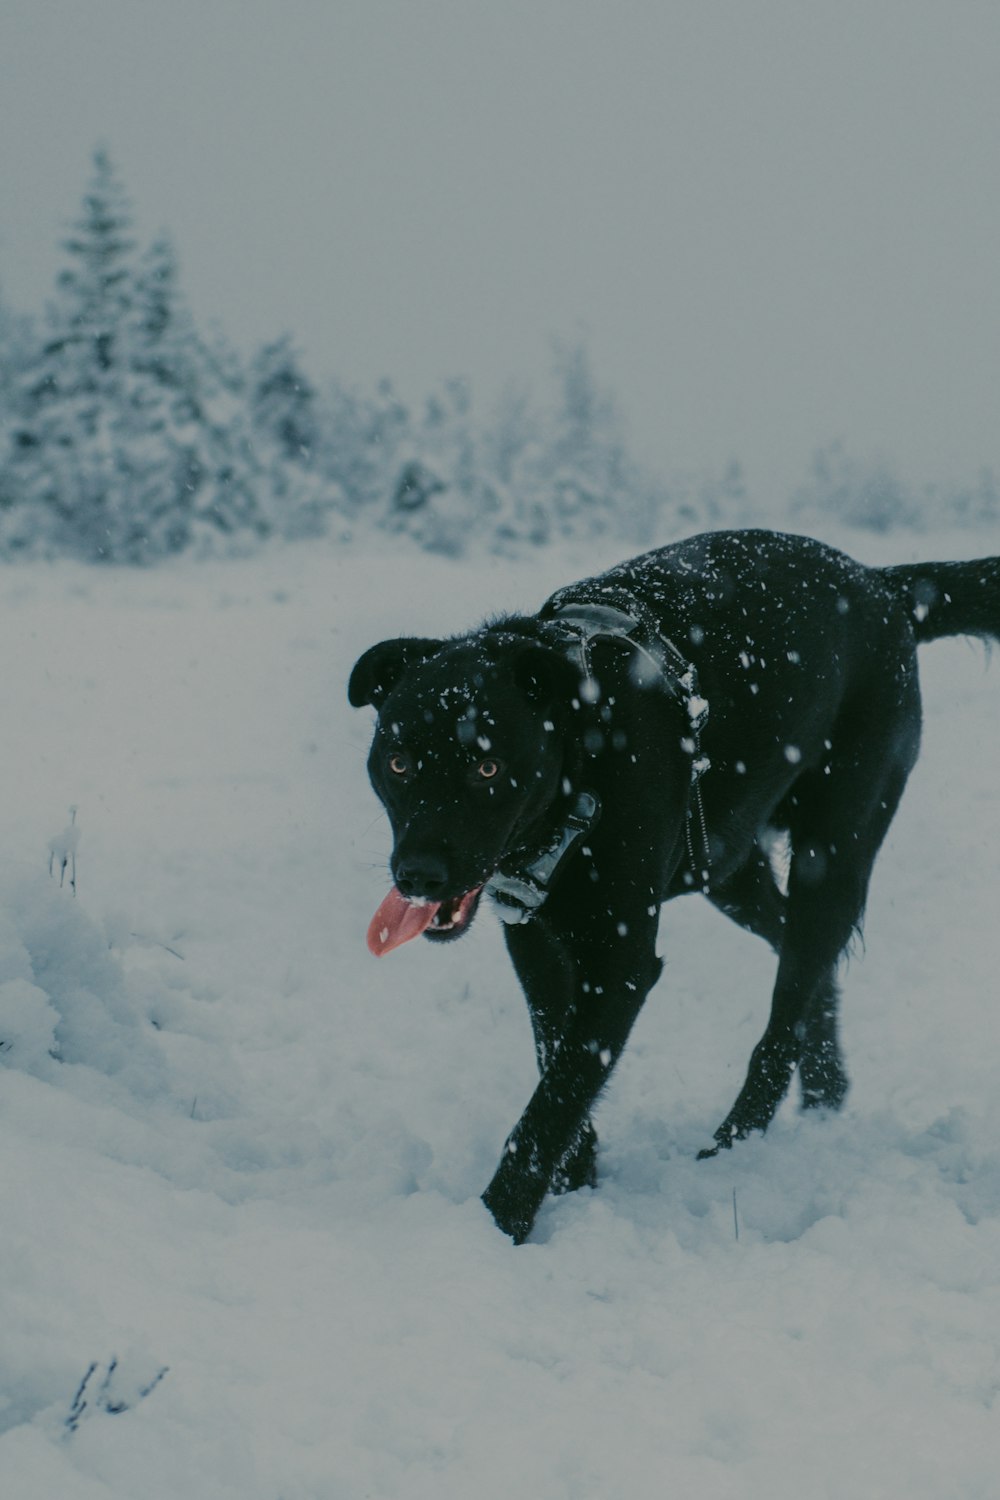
(395, 853, 450, 901)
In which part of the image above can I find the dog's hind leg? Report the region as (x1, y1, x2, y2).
(706, 853, 846, 1112)
(702, 700, 919, 1156)
(796, 969, 849, 1112)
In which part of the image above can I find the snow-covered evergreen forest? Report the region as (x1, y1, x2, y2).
(3, 150, 998, 564)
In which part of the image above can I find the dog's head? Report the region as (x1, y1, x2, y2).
(349, 628, 578, 947)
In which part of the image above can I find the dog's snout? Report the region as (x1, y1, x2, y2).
(395, 853, 450, 900)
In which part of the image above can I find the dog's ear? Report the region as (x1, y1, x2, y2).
(512, 641, 579, 707)
(348, 637, 443, 708)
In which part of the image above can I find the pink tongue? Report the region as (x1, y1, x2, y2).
(367, 887, 442, 956)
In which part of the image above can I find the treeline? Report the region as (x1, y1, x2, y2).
(1, 152, 996, 565)
(0, 151, 732, 564)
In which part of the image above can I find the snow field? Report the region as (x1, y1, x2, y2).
(0, 531, 998, 1498)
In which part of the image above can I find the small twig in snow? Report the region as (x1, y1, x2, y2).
(65, 1361, 98, 1432)
(64, 1356, 170, 1435)
(48, 806, 80, 896)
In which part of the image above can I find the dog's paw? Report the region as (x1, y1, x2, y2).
(482, 1160, 547, 1245)
(697, 1124, 736, 1161)
(481, 1187, 533, 1245)
(696, 1139, 728, 1161)
(799, 1057, 850, 1113)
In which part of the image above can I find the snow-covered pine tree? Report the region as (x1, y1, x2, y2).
(481, 381, 552, 551)
(0, 290, 35, 411)
(0, 289, 47, 554)
(477, 343, 654, 551)
(545, 340, 631, 543)
(108, 234, 202, 558)
(54, 146, 136, 382)
(248, 335, 336, 539)
(315, 375, 411, 537)
(4, 148, 139, 559)
(791, 440, 921, 533)
(129, 236, 281, 554)
(182, 327, 275, 551)
(383, 379, 488, 555)
(3, 152, 281, 563)
(249, 335, 318, 465)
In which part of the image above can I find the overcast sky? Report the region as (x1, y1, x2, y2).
(2, 0, 999, 498)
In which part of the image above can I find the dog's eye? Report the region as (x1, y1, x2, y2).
(476, 758, 501, 780)
(388, 752, 411, 776)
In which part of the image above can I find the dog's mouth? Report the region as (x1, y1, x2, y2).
(367, 885, 484, 956)
(423, 887, 484, 943)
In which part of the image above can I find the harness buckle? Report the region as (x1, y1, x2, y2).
(486, 790, 601, 924)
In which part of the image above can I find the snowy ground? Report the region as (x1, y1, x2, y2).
(1, 524, 999, 1499)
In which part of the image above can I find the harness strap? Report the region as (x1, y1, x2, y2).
(548, 600, 712, 894)
(485, 596, 713, 923)
(544, 600, 693, 699)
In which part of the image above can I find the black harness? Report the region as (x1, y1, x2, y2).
(485, 599, 712, 924)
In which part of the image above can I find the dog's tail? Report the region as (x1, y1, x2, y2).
(882, 556, 1000, 644)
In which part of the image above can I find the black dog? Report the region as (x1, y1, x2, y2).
(349, 528, 1000, 1243)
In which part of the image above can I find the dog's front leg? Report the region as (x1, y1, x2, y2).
(502, 917, 599, 1195)
(483, 907, 662, 1243)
